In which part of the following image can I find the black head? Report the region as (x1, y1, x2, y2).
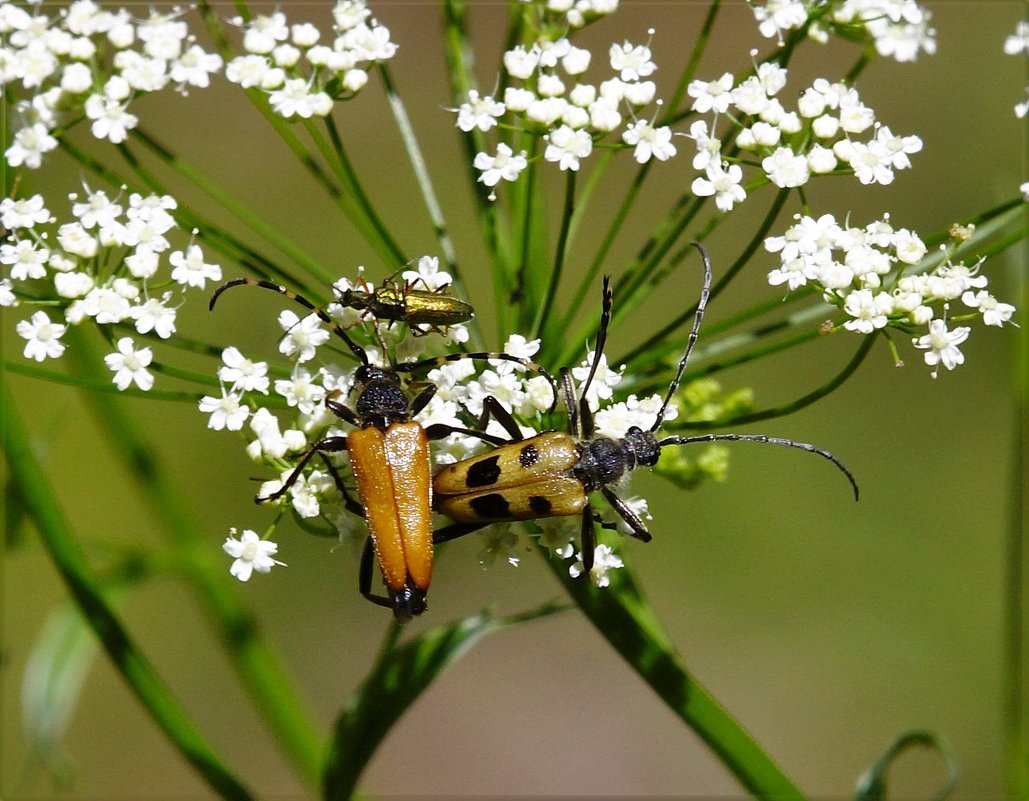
(391, 585, 428, 622)
(352, 366, 410, 429)
(622, 426, 661, 468)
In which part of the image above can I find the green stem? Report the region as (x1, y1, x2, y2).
(130, 128, 334, 286)
(665, 0, 721, 117)
(2, 358, 202, 402)
(61, 329, 325, 789)
(542, 551, 807, 800)
(0, 385, 254, 801)
(379, 63, 471, 313)
(673, 333, 877, 430)
(553, 151, 640, 345)
(615, 187, 790, 370)
(320, 115, 406, 266)
(533, 168, 576, 342)
(58, 137, 295, 287)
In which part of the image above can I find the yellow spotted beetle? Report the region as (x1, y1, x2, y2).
(210, 278, 556, 621)
(432, 244, 859, 572)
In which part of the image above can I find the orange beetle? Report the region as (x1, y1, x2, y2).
(210, 278, 555, 621)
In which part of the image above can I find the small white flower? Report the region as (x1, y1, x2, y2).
(170, 44, 223, 89)
(275, 365, 326, 415)
(761, 147, 810, 188)
(131, 295, 177, 338)
(912, 318, 971, 377)
(1, 195, 51, 229)
(571, 350, 623, 409)
(223, 528, 285, 581)
(5, 123, 59, 169)
(169, 244, 222, 288)
(269, 78, 330, 118)
(491, 334, 540, 375)
(104, 337, 154, 391)
(621, 120, 677, 164)
(688, 119, 722, 171)
(402, 255, 454, 292)
(473, 143, 528, 187)
(544, 125, 593, 171)
(16, 311, 67, 362)
(456, 90, 505, 132)
(277, 310, 330, 362)
(962, 290, 1016, 327)
(843, 289, 894, 333)
(84, 94, 138, 143)
(569, 543, 623, 587)
(503, 44, 539, 80)
(609, 39, 656, 82)
(688, 72, 734, 114)
(691, 162, 746, 212)
(1, 239, 49, 281)
(199, 389, 250, 431)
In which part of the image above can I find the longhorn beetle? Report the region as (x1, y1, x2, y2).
(433, 244, 859, 573)
(214, 272, 475, 338)
(210, 278, 557, 621)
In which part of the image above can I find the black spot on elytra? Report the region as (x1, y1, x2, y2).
(519, 443, 539, 468)
(528, 495, 553, 515)
(466, 456, 502, 487)
(469, 493, 510, 518)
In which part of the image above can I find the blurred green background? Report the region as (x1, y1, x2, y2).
(2, 1, 1025, 798)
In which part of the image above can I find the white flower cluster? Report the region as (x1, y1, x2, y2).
(3, 189, 223, 391)
(463, 23, 921, 208)
(224, 0, 396, 119)
(208, 264, 681, 586)
(751, 0, 936, 63)
(687, 67, 922, 210)
(766, 214, 1017, 378)
(0, 1, 223, 169)
(1004, 19, 1029, 142)
(519, 0, 620, 30)
(464, 27, 675, 190)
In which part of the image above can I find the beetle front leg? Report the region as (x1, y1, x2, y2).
(258, 435, 350, 503)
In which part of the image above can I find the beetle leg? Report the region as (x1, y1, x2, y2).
(409, 382, 438, 416)
(315, 451, 364, 518)
(432, 520, 489, 544)
(358, 536, 394, 610)
(325, 396, 360, 426)
(423, 423, 509, 446)
(257, 435, 349, 503)
(580, 501, 597, 573)
(600, 486, 653, 542)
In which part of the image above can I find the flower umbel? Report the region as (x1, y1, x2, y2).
(223, 528, 286, 581)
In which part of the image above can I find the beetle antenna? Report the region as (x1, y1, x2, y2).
(210, 278, 369, 365)
(658, 432, 860, 501)
(576, 275, 614, 412)
(650, 243, 712, 433)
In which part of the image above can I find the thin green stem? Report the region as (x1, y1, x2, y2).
(541, 549, 807, 800)
(320, 115, 406, 266)
(380, 64, 456, 277)
(615, 187, 790, 370)
(130, 128, 334, 286)
(665, 0, 721, 118)
(671, 333, 877, 430)
(1, 385, 254, 801)
(61, 329, 325, 789)
(533, 169, 576, 343)
(2, 359, 202, 402)
(553, 152, 643, 344)
(58, 138, 294, 286)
